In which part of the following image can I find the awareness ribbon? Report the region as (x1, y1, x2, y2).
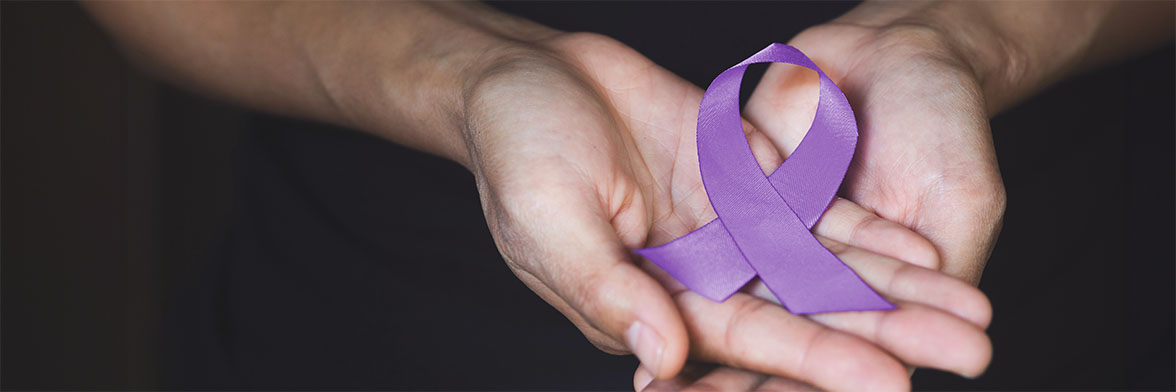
(636, 44, 894, 314)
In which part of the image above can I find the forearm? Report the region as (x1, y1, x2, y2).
(832, 1, 1174, 115)
(82, 1, 558, 167)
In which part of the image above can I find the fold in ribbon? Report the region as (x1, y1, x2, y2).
(636, 44, 894, 314)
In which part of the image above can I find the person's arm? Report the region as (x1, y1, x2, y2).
(744, 0, 1173, 285)
(836, 1, 1176, 115)
(85, 3, 997, 389)
(673, 2, 1171, 390)
(83, 1, 553, 167)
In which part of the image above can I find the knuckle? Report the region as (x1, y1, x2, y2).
(576, 271, 612, 316)
(572, 265, 634, 333)
(846, 214, 879, 246)
(912, 238, 942, 271)
(885, 263, 915, 300)
(966, 286, 995, 329)
(794, 327, 831, 381)
(722, 298, 772, 367)
(539, 283, 630, 354)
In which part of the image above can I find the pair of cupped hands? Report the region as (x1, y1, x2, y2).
(463, 19, 1006, 391)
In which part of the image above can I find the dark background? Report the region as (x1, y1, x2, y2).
(2, 1, 1173, 390)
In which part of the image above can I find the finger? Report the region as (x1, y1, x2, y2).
(635, 364, 656, 392)
(744, 62, 821, 162)
(814, 197, 941, 270)
(738, 239, 992, 376)
(494, 182, 689, 379)
(741, 73, 941, 271)
(808, 301, 992, 378)
(743, 118, 786, 176)
(740, 63, 943, 271)
(669, 289, 911, 392)
(681, 366, 769, 392)
(640, 362, 715, 392)
(755, 377, 819, 392)
(911, 182, 1006, 284)
(739, 284, 991, 379)
(821, 237, 991, 328)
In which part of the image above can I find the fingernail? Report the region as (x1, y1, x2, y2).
(626, 321, 664, 378)
(633, 365, 655, 391)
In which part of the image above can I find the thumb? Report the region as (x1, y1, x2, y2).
(488, 183, 689, 379)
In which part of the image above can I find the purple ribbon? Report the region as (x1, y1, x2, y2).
(636, 44, 894, 314)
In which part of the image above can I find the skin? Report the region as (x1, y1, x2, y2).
(467, 33, 992, 390)
(639, 1, 1173, 390)
(80, 1, 1171, 391)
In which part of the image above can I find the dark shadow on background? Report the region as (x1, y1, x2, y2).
(2, 1, 1173, 390)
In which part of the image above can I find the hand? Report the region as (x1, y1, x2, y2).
(464, 32, 991, 390)
(745, 21, 1007, 284)
(631, 232, 994, 392)
(638, 363, 820, 392)
(86, 1, 1168, 389)
(747, 0, 1174, 285)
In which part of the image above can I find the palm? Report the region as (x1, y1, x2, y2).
(552, 37, 783, 252)
(471, 34, 781, 253)
(747, 24, 1006, 283)
(467, 33, 993, 390)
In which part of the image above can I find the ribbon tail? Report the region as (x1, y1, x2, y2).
(636, 218, 756, 302)
(748, 217, 896, 314)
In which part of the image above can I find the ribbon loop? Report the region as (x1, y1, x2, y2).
(636, 44, 893, 314)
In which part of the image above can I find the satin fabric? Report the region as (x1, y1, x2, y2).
(636, 44, 893, 314)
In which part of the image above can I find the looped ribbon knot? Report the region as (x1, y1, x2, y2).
(636, 44, 894, 314)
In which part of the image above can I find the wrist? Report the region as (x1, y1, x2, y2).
(829, 2, 1024, 115)
(835, 1, 1116, 115)
(284, 2, 560, 169)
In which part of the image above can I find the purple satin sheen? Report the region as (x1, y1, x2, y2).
(636, 44, 894, 314)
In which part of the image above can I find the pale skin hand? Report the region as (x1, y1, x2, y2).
(470, 33, 992, 391)
(748, 23, 1005, 286)
(655, 1, 1173, 389)
(83, 2, 994, 390)
(748, 0, 1175, 285)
